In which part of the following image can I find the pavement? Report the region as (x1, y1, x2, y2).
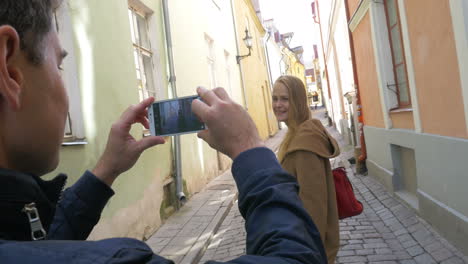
(147, 108, 468, 264)
(145, 128, 286, 264)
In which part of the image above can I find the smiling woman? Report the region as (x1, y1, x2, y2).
(272, 75, 341, 264)
(272, 82, 289, 122)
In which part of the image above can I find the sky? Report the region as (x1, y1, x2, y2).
(259, 0, 317, 69)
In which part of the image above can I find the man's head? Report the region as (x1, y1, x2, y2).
(0, 0, 69, 176)
(0, 0, 63, 64)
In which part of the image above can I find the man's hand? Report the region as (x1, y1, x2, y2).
(93, 97, 165, 186)
(192, 87, 265, 159)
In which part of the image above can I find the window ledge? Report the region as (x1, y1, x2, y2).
(390, 107, 413, 114)
(62, 140, 88, 146)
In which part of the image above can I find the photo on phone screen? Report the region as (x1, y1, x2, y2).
(148, 95, 206, 136)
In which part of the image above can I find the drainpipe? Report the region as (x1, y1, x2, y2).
(344, 0, 367, 173)
(230, 0, 249, 110)
(162, 0, 186, 204)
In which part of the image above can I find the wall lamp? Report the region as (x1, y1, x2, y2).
(236, 28, 253, 64)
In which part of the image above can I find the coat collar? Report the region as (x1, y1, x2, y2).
(280, 119, 340, 163)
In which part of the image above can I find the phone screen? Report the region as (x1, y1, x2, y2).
(148, 95, 205, 136)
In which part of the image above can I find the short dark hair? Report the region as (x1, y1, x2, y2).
(0, 0, 62, 64)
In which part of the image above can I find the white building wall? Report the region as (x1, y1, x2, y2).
(169, 0, 242, 103)
(266, 37, 283, 84)
(310, 4, 331, 115)
(314, 0, 358, 142)
(334, 6, 354, 95)
(165, 0, 244, 193)
(450, 0, 468, 133)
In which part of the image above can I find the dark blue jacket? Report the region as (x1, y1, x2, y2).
(0, 148, 327, 263)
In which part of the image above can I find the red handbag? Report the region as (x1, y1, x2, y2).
(332, 167, 363, 219)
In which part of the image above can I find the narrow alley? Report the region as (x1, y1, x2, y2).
(2, 0, 468, 263)
(147, 108, 468, 264)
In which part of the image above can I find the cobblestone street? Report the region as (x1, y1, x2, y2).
(199, 200, 246, 262)
(198, 109, 468, 264)
(200, 172, 468, 264)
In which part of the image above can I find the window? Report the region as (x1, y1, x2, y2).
(128, 7, 156, 101)
(384, 0, 411, 107)
(205, 35, 217, 88)
(54, 3, 85, 143)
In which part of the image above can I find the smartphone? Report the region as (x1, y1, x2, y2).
(148, 95, 206, 137)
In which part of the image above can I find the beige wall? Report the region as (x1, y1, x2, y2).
(167, 0, 242, 196)
(353, 13, 385, 128)
(404, 0, 467, 138)
(347, 0, 361, 18)
(390, 111, 415, 130)
(50, 0, 173, 241)
(234, 0, 279, 139)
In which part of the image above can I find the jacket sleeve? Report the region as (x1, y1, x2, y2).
(222, 147, 327, 264)
(287, 151, 328, 240)
(47, 171, 114, 240)
(0, 238, 174, 264)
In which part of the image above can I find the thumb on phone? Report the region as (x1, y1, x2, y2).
(192, 87, 264, 159)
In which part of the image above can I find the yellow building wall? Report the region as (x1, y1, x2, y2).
(234, 0, 279, 139)
(283, 48, 308, 105)
(49, 0, 173, 241)
(284, 49, 306, 84)
(292, 61, 306, 86)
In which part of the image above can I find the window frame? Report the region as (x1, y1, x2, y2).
(205, 34, 217, 89)
(224, 50, 233, 96)
(54, 3, 86, 144)
(383, 0, 412, 109)
(128, 6, 158, 101)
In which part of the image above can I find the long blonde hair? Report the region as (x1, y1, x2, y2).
(275, 75, 311, 160)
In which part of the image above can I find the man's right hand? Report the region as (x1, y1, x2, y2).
(92, 97, 165, 186)
(192, 87, 265, 160)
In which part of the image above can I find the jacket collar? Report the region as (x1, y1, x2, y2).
(0, 168, 67, 240)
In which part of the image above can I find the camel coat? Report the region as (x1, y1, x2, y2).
(280, 119, 340, 264)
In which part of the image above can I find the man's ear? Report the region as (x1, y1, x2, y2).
(0, 26, 23, 111)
